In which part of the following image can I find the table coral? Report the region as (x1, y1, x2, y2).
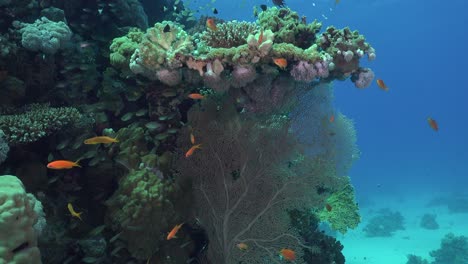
(198, 21, 258, 48)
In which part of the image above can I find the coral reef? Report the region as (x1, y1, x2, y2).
(406, 255, 429, 264)
(318, 180, 361, 234)
(430, 233, 468, 264)
(0, 130, 9, 164)
(0, 104, 82, 144)
(420, 213, 439, 230)
(363, 208, 405, 237)
(109, 28, 144, 71)
(0, 175, 44, 264)
(198, 21, 258, 48)
(13, 17, 72, 54)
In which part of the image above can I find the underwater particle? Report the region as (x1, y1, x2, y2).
(427, 117, 438, 131)
(163, 24, 171, 32)
(272, 0, 286, 7)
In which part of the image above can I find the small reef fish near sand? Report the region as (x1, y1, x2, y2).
(280, 248, 296, 261)
(188, 93, 204, 100)
(427, 117, 438, 131)
(376, 79, 389, 91)
(185, 144, 202, 158)
(84, 136, 119, 144)
(47, 160, 81, 169)
(273, 58, 287, 70)
(67, 203, 83, 221)
(206, 18, 217, 31)
(167, 223, 184, 240)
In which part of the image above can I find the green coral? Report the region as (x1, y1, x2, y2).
(129, 20, 194, 77)
(106, 167, 176, 259)
(318, 180, 360, 234)
(109, 28, 144, 70)
(0, 104, 82, 144)
(257, 7, 322, 48)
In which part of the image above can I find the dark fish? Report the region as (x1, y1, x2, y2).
(260, 4, 267, 11)
(272, 0, 285, 7)
(212, 8, 218, 14)
(163, 24, 171, 32)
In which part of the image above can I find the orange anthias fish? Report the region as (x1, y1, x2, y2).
(427, 117, 438, 131)
(67, 203, 83, 221)
(167, 223, 184, 240)
(258, 29, 264, 44)
(190, 132, 196, 144)
(280, 248, 296, 261)
(273, 58, 287, 70)
(206, 18, 217, 31)
(47, 160, 81, 169)
(376, 79, 389, 91)
(84, 136, 119, 144)
(329, 114, 335, 123)
(236, 242, 248, 250)
(185, 144, 202, 158)
(188, 93, 205, 100)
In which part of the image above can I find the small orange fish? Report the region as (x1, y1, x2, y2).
(167, 223, 184, 240)
(273, 58, 287, 70)
(84, 136, 119, 144)
(376, 79, 389, 91)
(188, 93, 205, 100)
(280, 248, 296, 261)
(329, 115, 335, 123)
(67, 203, 83, 221)
(190, 132, 195, 144)
(236, 242, 248, 250)
(325, 203, 332, 212)
(335, 0, 341, 5)
(427, 117, 438, 131)
(47, 160, 81, 169)
(206, 18, 217, 31)
(258, 29, 264, 44)
(185, 144, 202, 158)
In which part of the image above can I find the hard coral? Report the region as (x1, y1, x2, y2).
(0, 130, 9, 164)
(0, 104, 82, 144)
(199, 21, 258, 48)
(129, 21, 193, 84)
(351, 67, 375, 89)
(13, 17, 72, 54)
(109, 28, 144, 71)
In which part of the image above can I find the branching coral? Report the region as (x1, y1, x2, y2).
(430, 233, 468, 264)
(0, 130, 9, 164)
(363, 208, 405, 237)
(0, 104, 82, 144)
(176, 99, 343, 263)
(198, 21, 258, 48)
(257, 7, 322, 49)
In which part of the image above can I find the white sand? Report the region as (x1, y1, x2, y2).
(338, 192, 468, 264)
